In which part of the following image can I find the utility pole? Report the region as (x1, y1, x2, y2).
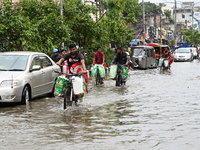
(142, 0, 145, 45)
(96, 0, 98, 22)
(160, 14, 162, 43)
(192, 3, 194, 46)
(60, 0, 64, 48)
(174, 0, 177, 45)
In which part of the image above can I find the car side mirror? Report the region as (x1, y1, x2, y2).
(30, 65, 41, 72)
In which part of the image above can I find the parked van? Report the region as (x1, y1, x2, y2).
(131, 46, 156, 69)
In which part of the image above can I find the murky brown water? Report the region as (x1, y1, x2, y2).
(1, 60, 200, 150)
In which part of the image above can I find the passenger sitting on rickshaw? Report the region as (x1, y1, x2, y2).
(162, 48, 174, 65)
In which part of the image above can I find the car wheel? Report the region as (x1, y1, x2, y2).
(21, 86, 30, 105)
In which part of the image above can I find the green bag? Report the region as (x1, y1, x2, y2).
(158, 58, 163, 67)
(121, 67, 128, 79)
(155, 59, 159, 65)
(109, 65, 117, 79)
(91, 65, 105, 78)
(54, 76, 67, 96)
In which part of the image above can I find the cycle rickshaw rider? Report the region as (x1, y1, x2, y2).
(110, 47, 129, 82)
(111, 47, 129, 67)
(56, 44, 88, 103)
(92, 46, 105, 84)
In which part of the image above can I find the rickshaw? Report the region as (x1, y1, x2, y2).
(146, 43, 161, 65)
(131, 46, 156, 69)
(146, 43, 170, 65)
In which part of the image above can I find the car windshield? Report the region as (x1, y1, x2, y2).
(176, 49, 190, 53)
(133, 49, 145, 56)
(0, 55, 29, 71)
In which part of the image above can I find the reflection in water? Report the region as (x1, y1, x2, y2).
(1, 60, 200, 149)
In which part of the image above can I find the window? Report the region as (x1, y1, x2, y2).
(152, 49, 156, 58)
(39, 56, 52, 68)
(147, 49, 152, 57)
(0, 55, 29, 71)
(31, 56, 41, 69)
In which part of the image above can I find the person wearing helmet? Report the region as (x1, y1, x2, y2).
(51, 49, 62, 63)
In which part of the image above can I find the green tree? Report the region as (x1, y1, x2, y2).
(123, 0, 142, 24)
(164, 9, 174, 23)
(164, 10, 171, 18)
(20, 0, 70, 54)
(0, 0, 34, 51)
(143, 2, 162, 15)
(100, 0, 137, 47)
(0, 0, 139, 64)
(183, 29, 200, 45)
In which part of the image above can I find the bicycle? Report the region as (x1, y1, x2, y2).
(55, 71, 83, 109)
(116, 63, 126, 87)
(96, 65, 103, 86)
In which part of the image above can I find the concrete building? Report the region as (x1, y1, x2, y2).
(174, 2, 199, 29)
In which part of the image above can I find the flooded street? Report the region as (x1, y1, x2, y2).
(1, 60, 200, 150)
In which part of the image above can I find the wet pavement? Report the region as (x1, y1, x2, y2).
(1, 60, 200, 150)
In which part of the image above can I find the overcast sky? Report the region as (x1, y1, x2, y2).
(139, 0, 200, 7)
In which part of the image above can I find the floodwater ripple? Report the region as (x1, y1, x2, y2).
(1, 60, 200, 149)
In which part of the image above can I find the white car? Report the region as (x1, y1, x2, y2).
(0, 52, 60, 104)
(174, 48, 193, 62)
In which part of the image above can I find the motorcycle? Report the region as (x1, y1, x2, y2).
(159, 58, 170, 71)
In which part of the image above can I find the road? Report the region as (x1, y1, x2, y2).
(1, 60, 200, 150)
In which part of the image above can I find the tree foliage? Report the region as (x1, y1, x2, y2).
(164, 9, 174, 23)
(183, 29, 200, 45)
(0, 0, 140, 61)
(143, 2, 162, 15)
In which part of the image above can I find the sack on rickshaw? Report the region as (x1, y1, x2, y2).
(71, 62, 88, 95)
(91, 64, 105, 78)
(72, 76, 84, 95)
(54, 76, 67, 96)
(109, 65, 117, 79)
(121, 67, 129, 80)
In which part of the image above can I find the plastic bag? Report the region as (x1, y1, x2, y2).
(158, 58, 163, 67)
(121, 67, 128, 79)
(54, 76, 67, 96)
(72, 76, 84, 95)
(109, 65, 117, 79)
(91, 64, 105, 78)
(163, 59, 170, 67)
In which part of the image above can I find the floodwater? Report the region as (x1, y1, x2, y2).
(1, 60, 200, 150)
